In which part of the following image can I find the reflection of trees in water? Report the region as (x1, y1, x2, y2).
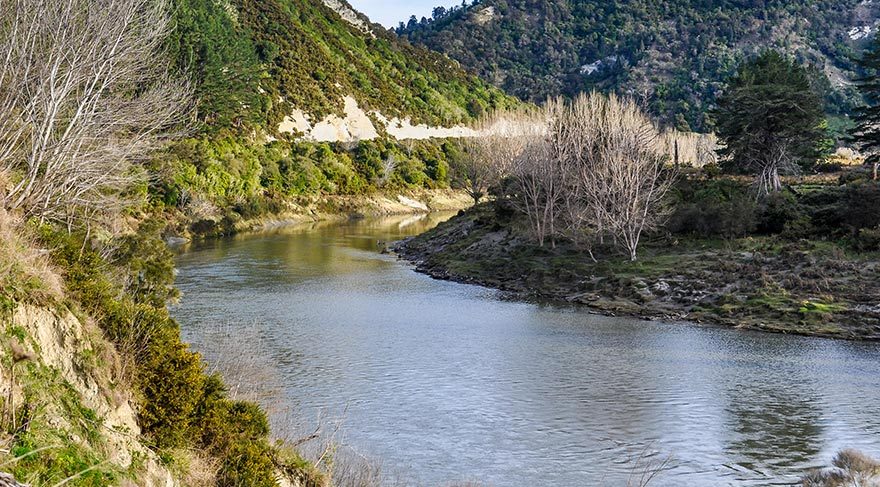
(724, 381, 823, 474)
(176, 213, 459, 288)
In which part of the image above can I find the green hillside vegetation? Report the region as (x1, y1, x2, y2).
(151, 136, 468, 238)
(158, 0, 517, 233)
(400, 0, 871, 131)
(169, 0, 515, 132)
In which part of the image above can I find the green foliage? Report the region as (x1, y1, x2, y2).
(400, 0, 862, 130)
(170, 0, 515, 134)
(854, 226, 880, 250)
(138, 331, 206, 449)
(113, 218, 180, 307)
(217, 438, 277, 487)
(851, 31, 880, 165)
(154, 135, 459, 230)
(714, 51, 827, 175)
(667, 179, 757, 238)
(167, 0, 265, 129)
(0, 346, 126, 485)
(758, 191, 805, 235)
(36, 224, 311, 485)
(667, 175, 880, 248)
(10, 437, 118, 486)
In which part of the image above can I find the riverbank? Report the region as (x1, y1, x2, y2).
(394, 204, 880, 341)
(163, 188, 473, 241)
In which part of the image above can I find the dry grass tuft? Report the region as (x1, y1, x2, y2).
(0, 207, 63, 304)
(177, 449, 221, 487)
(803, 449, 880, 487)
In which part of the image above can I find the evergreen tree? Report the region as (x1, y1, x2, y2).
(850, 35, 880, 180)
(713, 50, 826, 194)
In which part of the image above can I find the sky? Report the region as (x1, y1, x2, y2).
(348, 0, 463, 28)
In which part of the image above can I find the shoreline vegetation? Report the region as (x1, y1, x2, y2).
(395, 192, 880, 341)
(389, 58, 880, 345)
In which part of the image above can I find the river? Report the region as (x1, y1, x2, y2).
(172, 213, 880, 486)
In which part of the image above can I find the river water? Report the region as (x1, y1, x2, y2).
(172, 213, 880, 486)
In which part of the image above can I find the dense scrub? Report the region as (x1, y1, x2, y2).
(149, 136, 466, 236)
(667, 168, 880, 249)
(167, 0, 516, 132)
(400, 0, 868, 130)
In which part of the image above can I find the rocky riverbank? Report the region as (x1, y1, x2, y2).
(395, 204, 880, 341)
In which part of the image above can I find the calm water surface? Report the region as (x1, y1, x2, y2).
(172, 213, 880, 486)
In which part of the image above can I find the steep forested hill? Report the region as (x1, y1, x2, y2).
(167, 0, 514, 134)
(400, 0, 879, 130)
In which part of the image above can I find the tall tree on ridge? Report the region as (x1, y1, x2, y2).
(713, 50, 826, 195)
(851, 34, 880, 180)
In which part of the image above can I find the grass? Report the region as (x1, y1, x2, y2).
(0, 342, 129, 486)
(0, 210, 62, 305)
(399, 204, 880, 340)
(803, 450, 880, 486)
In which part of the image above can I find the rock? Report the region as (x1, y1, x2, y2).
(650, 280, 672, 296)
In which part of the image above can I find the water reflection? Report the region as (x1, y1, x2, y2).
(172, 214, 880, 487)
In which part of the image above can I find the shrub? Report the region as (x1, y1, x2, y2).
(814, 162, 842, 173)
(138, 330, 206, 448)
(38, 225, 287, 484)
(216, 439, 277, 487)
(854, 227, 880, 251)
(841, 181, 880, 232)
(757, 190, 804, 235)
(666, 179, 758, 238)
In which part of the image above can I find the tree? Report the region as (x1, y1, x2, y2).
(851, 35, 880, 180)
(166, 0, 263, 129)
(0, 0, 191, 226)
(565, 93, 674, 261)
(507, 100, 566, 247)
(713, 51, 826, 195)
(502, 93, 674, 260)
(457, 110, 539, 204)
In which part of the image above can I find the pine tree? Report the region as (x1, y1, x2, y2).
(713, 50, 826, 194)
(850, 35, 880, 180)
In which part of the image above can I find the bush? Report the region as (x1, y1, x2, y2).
(139, 330, 206, 449)
(38, 224, 297, 485)
(216, 439, 277, 487)
(666, 179, 758, 238)
(854, 227, 880, 251)
(841, 181, 880, 232)
(232, 193, 286, 220)
(757, 190, 804, 235)
(814, 162, 842, 173)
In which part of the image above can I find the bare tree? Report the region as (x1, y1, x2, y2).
(575, 93, 674, 261)
(508, 99, 571, 247)
(0, 0, 191, 226)
(457, 109, 541, 204)
(376, 155, 397, 188)
(516, 93, 674, 261)
(659, 130, 719, 168)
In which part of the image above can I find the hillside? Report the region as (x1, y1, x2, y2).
(169, 0, 516, 138)
(399, 0, 879, 131)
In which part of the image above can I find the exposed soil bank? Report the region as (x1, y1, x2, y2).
(394, 204, 880, 341)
